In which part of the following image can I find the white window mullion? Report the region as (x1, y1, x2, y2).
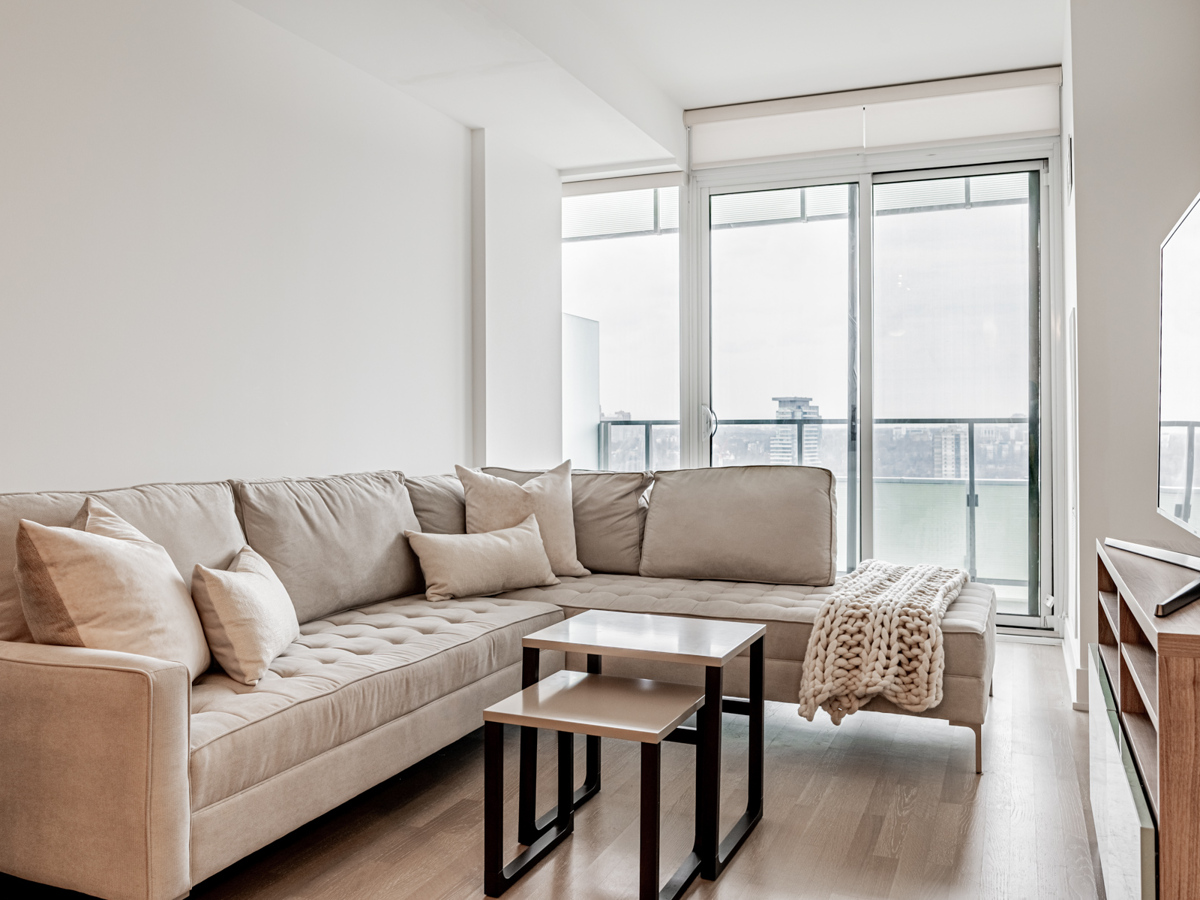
(857, 173, 875, 563)
(679, 175, 707, 469)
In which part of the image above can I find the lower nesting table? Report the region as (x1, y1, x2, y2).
(483, 609, 767, 898)
(483, 671, 705, 900)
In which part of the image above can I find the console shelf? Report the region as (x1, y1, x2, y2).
(1121, 641, 1159, 727)
(1097, 540, 1200, 898)
(1099, 590, 1119, 633)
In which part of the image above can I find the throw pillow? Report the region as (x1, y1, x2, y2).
(483, 467, 652, 574)
(15, 498, 211, 680)
(455, 461, 589, 577)
(191, 546, 300, 686)
(405, 514, 559, 602)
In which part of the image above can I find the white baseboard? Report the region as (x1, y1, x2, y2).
(1061, 626, 1087, 710)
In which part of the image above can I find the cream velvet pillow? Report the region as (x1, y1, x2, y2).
(405, 514, 559, 602)
(455, 461, 589, 577)
(192, 546, 300, 686)
(15, 499, 211, 680)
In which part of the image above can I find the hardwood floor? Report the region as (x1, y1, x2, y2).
(1, 640, 1104, 900)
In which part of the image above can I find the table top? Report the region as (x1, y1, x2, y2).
(523, 609, 765, 666)
(483, 670, 705, 744)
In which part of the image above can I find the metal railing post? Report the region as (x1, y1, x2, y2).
(644, 422, 653, 471)
(796, 421, 804, 465)
(966, 422, 978, 580)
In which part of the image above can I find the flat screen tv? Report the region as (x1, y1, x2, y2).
(1158, 189, 1200, 537)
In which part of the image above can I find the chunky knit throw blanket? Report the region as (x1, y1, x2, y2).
(798, 559, 968, 725)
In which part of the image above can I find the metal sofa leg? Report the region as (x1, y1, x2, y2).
(950, 721, 983, 774)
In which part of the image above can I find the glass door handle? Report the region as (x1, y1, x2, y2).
(701, 404, 720, 437)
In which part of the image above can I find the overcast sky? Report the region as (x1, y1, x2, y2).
(564, 202, 1033, 423)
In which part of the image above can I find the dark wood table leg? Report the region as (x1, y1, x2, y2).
(556, 729, 574, 834)
(517, 646, 540, 845)
(747, 637, 765, 820)
(484, 721, 505, 897)
(583, 653, 603, 801)
(696, 663, 723, 879)
(640, 742, 660, 900)
(484, 722, 576, 898)
(654, 729, 703, 900)
(699, 636, 766, 880)
(521, 650, 604, 843)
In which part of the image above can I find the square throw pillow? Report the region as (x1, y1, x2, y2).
(15, 498, 211, 680)
(455, 461, 589, 577)
(192, 546, 300, 686)
(483, 467, 652, 574)
(405, 514, 559, 602)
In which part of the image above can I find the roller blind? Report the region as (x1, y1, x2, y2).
(686, 68, 1061, 169)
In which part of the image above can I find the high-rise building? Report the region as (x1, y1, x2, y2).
(933, 429, 967, 479)
(770, 396, 821, 465)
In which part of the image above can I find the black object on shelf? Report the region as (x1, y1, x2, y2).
(1157, 576, 1200, 617)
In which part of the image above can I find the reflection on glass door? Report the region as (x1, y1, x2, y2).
(708, 183, 859, 572)
(872, 171, 1040, 615)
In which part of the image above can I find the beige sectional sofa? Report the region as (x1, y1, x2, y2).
(0, 465, 995, 900)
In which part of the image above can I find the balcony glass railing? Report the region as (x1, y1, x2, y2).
(598, 417, 1033, 610)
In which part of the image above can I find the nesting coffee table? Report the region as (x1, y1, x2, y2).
(482, 610, 766, 899)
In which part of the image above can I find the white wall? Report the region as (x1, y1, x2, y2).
(0, 0, 472, 492)
(474, 131, 564, 469)
(1068, 0, 1200, 700)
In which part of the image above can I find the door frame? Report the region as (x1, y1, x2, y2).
(680, 136, 1063, 629)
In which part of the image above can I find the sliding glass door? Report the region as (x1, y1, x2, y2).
(871, 171, 1040, 616)
(707, 183, 859, 573)
(560, 160, 1047, 620)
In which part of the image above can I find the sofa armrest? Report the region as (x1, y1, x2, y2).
(0, 641, 191, 900)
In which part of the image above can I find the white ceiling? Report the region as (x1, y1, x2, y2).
(236, 0, 1067, 175)
(574, 0, 1068, 110)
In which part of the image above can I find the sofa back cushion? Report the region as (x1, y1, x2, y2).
(638, 465, 837, 586)
(405, 474, 466, 535)
(235, 472, 423, 623)
(0, 481, 245, 642)
(484, 468, 651, 575)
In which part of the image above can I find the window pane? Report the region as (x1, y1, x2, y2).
(872, 172, 1037, 615)
(711, 184, 853, 421)
(709, 183, 857, 571)
(563, 187, 679, 471)
(563, 189, 655, 239)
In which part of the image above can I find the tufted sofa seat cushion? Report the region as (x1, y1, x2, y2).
(502, 573, 994, 679)
(188, 595, 562, 812)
